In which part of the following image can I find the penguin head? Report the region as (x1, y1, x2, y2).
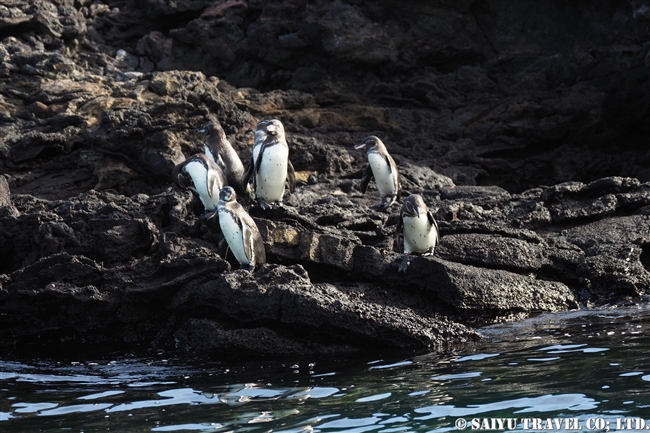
(254, 124, 268, 145)
(402, 194, 426, 218)
(354, 135, 383, 153)
(174, 167, 194, 191)
(219, 186, 237, 203)
(197, 122, 226, 139)
(172, 158, 196, 190)
(258, 119, 284, 137)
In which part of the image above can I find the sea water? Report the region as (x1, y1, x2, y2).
(1, 305, 649, 432)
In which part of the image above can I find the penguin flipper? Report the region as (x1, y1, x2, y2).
(242, 157, 254, 190)
(242, 226, 256, 267)
(385, 154, 395, 173)
(360, 165, 374, 194)
(206, 167, 218, 199)
(287, 159, 296, 193)
(396, 174, 402, 202)
(394, 215, 403, 252)
(240, 211, 266, 266)
(253, 230, 266, 265)
(427, 210, 436, 227)
(388, 155, 401, 199)
(428, 210, 440, 244)
(254, 143, 268, 174)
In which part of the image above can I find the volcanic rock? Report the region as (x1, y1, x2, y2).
(0, 0, 649, 357)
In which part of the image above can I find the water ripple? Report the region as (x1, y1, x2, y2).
(454, 353, 499, 362)
(1, 305, 649, 431)
(39, 403, 113, 416)
(414, 393, 599, 419)
(356, 392, 392, 403)
(430, 372, 482, 381)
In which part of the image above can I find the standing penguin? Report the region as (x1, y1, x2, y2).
(217, 186, 267, 272)
(395, 194, 439, 272)
(172, 154, 227, 212)
(197, 122, 246, 195)
(242, 119, 296, 210)
(355, 135, 400, 210)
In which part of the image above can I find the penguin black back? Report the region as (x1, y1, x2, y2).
(197, 122, 246, 195)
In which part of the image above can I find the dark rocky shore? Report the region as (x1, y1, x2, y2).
(1, 0, 649, 357)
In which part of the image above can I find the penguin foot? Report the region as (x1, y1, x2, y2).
(384, 195, 398, 208)
(257, 197, 272, 210)
(398, 254, 410, 273)
(373, 201, 392, 212)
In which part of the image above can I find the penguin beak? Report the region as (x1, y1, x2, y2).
(354, 142, 366, 150)
(196, 127, 206, 134)
(266, 124, 277, 136)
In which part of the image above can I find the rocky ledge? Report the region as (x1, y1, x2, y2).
(0, 0, 649, 357)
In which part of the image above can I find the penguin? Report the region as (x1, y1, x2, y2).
(395, 194, 439, 273)
(242, 119, 296, 210)
(355, 135, 400, 210)
(217, 186, 267, 272)
(196, 122, 246, 195)
(172, 154, 227, 212)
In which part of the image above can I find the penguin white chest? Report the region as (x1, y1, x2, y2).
(368, 153, 396, 197)
(218, 209, 251, 265)
(254, 144, 289, 202)
(403, 215, 438, 254)
(184, 162, 219, 211)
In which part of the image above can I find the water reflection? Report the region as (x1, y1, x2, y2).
(1, 306, 649, 432)
(414, 394, 599, 419)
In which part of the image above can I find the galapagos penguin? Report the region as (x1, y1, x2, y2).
(242, 119, 296, 210)
(197, 122, 246, 195)
(395, 194, 439, 273)
(172, 154, 227, 212)
(355, 135, 400, 210)
(217, 186, 267, 272)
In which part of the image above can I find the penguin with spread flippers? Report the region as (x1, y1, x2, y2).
(355, 135, 400, 210)
(172, 154, 227, 213)
(217, 186, 266, 272)
(197, 122, 246, 195)
(242, 119, 296, 210)
(395, 194, 439, 273)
